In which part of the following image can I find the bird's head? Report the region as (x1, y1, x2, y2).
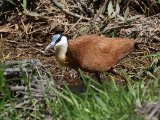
(45, 33, 68, 51)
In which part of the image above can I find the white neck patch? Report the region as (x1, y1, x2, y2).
(55, 36, 68, 47)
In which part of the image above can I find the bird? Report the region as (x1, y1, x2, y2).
(44, 33, 135, 81)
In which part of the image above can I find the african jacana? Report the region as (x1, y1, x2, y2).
(45, 33, 135, 81)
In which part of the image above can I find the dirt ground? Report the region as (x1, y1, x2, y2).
(0, 21, 159, 85)
(0, 1, 160, 85)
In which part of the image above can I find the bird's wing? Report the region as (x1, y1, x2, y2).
(68, 36, 134, 72)
(72, 39, 117, 71)
(96, 38, 135, 60)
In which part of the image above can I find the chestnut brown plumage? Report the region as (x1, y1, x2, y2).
(45, 34, 135, 73)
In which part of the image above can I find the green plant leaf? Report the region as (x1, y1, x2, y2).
(108, 1, 114, 17)
(117, 15, 125, 21)
(7, 0, 16, 5)
(25, 10, 44, 17)
(127, 15, 141, 21)
(124, 7, 129, 21)
(23, 0, 27, 10)
(144, 52, 160, 58)
(116, 3, 120, 14)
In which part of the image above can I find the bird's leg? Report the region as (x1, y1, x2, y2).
(76, 70, 87, 92)
(77, 70, 84, 81)
(78, 70, 102, 84)
(95, 72, 102, 84)
(78, 71, 88, 85)
(108, 67, 125, 81)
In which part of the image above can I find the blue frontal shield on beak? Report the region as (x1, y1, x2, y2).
(45, 34, 62, 51)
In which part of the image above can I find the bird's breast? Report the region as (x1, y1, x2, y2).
(55, 54, 66, 65)
(55, 52, 76, 68)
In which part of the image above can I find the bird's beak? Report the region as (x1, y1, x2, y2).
(45, 41, 56, 51)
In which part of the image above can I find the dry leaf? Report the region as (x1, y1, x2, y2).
(25, 10, 44, 17)
(49, 21, 58, 32)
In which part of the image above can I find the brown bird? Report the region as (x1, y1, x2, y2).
(45, 33, 134, 81)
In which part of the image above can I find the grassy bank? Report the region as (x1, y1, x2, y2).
(0, 67, 160, 119)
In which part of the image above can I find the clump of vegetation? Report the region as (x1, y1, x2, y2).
(0, 65, 160, 119)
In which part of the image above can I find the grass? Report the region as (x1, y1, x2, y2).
(0, 63, 160, 119)
(48, 71, 160, 120)
(52, 79, 139, 119)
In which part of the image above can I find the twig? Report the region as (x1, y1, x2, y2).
(65, 17, 82, 34)
(153, 36, 160, 42)
(30, 46, 45, 54)
(5, 99, 30, 108)
(5, 39, 18, 44)
(9, 86, 44, 93)
(52, 0, 90, 21)
(1, 52, 12, 62)
(21, 19, 28, 34)
(147, 104, 160, 120)
(101, 24, 135, 33)
(147, 46, 159, 52)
